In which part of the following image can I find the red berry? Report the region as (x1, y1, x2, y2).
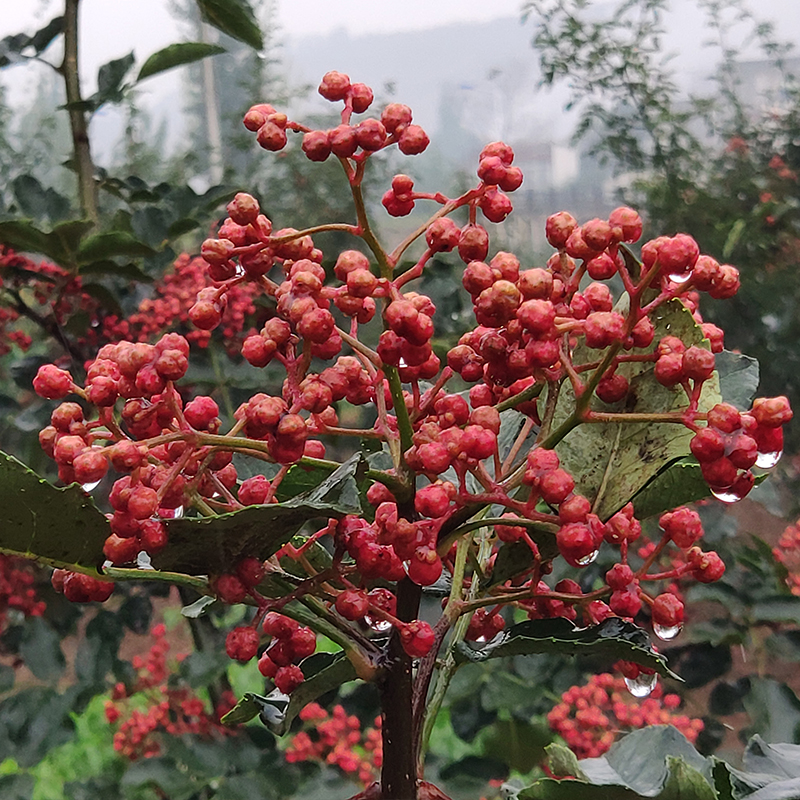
(275, 664, 305, 694)
(651, 593, 684, 628)
(216, 573, 248, 604)
(400, 620, 436, 657)
(34, 364, 73, 399)
(225, 626, 260, 662)
(318, 70, 350, 101)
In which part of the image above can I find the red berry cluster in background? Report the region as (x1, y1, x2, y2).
(105, 623, 234, 760)
(0, 246, 106, 355)
(285, 702, 382, 787)
(547, 673, 703, 759)
(29, 70, 793, 722)
(0, 555, 46, 630)
(775, 520, 800, 595)
(103, 253, 262, 353)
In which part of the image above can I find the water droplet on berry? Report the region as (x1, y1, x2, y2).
(81, 480, 101, 492)
(710, 487, 743, 503)
(576, 549, 599, 566)
(654, 622, 682, 641)
(756, 449, 782, 469)
(365, 615, 392, 633)
(624, 671, 657, 697)
(668, 270, 692, 284)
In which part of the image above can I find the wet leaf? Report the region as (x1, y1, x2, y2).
(455, 617, 678, 679)
(552, 300, 721, 520)
(152, 455, 365, 575)
(0, 451, 108, 573)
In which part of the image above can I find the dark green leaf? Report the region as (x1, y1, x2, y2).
(137, 42, 227, 81)
(716, 350, 759, 411)
(0, 664, 15, 694)
(94, 52, 135, 107)
(0, 774, 35, 800)
(455, 617, 678, 679)
(77, 231, 156, 263)
(19, 617, 64, 681)
(50, 219, 95, 263)
(222, 651, 356, 733)
(120, 756, 198, 800)
(28, 16, 64, 54)
(274, 462, 337, 502)
(152, 455, 365, 574)
(0, 220, 52, 258)
(79, 259, 153, 282)
(440, 755, 508, 783)
(0, 687, 77, 767)
(195, 0, 264, 50)
(76, 610, 124, 688)
(631, 458, 711, 520)
(12, 175, 70, 223)
(481, 717, 553, 773)
(486, 537, 559, 588)
(119, 595, 153, 634)
(751, 597, 800, 625)
(80, 282, 123, 316)
(0, 451, 109, 573)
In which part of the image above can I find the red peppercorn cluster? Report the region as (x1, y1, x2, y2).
(105, 623, 235, 760)
(547, 673, 703, 759)
(30, 72, 792, 713)
(690, 398, 791, 502)
(0, 555, 46, 628)
(285, 702, 382, 787)
(50, 567, 113, 602)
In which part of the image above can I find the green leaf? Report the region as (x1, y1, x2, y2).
(0, 451, 109, 573)
(79, 259, 154, 282)
(742, 678, 800, 744)
(19, 617, 65, 681)
(521, 726, 717, 800)
(12, 175, 70, 223)
(77, 231, 156, 263)
(485, 536, 559, 588)
(751, 597, 800, 626)
(552, 299, 721, 520)
(545, 741, 587, 779)
(631, 458, 711, 520)
(80, 282, 123, 316)
(455, 617, 678, 679)
(137, 42, 227, 81)
(28, 16, 64, 54)
(744, 735, 800, 779)
(151, 454, 365, 574)
(715, 350, 759, 411)
(120, 756, 198, 800)
(94, 52, 135, 107)
(274, 462, 338, 502)
(195, 0, 264, 49)
(222, 651, 357, 734)
(481, 717, 553, 773)
(0, 220, 52, 257)
(181, 595, 216, 618)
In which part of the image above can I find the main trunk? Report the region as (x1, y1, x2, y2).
(378, 577, 421, 800)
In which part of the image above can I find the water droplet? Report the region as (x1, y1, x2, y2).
(159, 505, 184, 519)
(365, 615, 392, 633)
(576, 549, 599, 566)
(624, 671, 657, 697)
(668, 270, 692, 284)
(710, 487, 743, 503)
(81, 480, 100, 492)
(756, 449, 782, 469)
(654, 622, 682, 641)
